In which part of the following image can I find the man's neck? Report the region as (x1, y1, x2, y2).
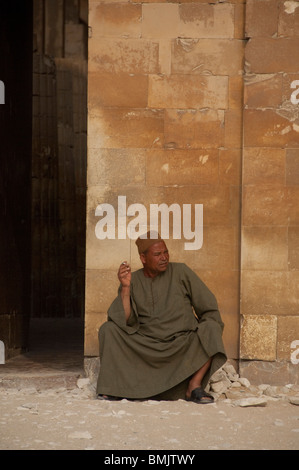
(142, 267, 160, 279)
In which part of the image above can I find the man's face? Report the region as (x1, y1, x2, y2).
(140, 241, 169, 277)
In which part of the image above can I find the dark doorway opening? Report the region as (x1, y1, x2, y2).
(0, 1, 88, 365)
(30, 0, 88, 356)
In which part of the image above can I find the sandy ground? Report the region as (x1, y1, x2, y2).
(0, 385, 298, 452)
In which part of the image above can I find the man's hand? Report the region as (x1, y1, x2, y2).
(118, 261, 131, 287)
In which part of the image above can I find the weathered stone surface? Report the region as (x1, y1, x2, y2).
(238, 377, 251, 388)
(178, 3, 235, 39)
(234, 3, 245, 39)
(219, 149, 241, 185)
(244, 74, 283, 108)
(142, 3, 179, 39)
(242, 147, 285, 185)
(85, 270, 119, 314)
(88, 108, 164, 149)
(164, 109, 225, 149)
(148, 74, 228, 110)
(89, 3, 142, 38)
(241, 271, 299, 317)
(289, 396, 299, 405)
(162, 184, 233, 227)
(245, 38, 299, 73)
(242, 184, 291, 226)
(229, 76, 244, 110)
(240, 315, 277, 361)
(145, 148, 219, 186)
(286, 149, 299, 186)
(232, 397, 268, 407)
(224, 108, 243, 148)
(239, 359, 299, 386)
(278, 0, 299, 37)
(87, 148, 146, 187)
(88, 38, 159, 74)
(88, 72, 148, 109)
(241, 226, 288, 271)
(172, 39, 244, 76)
(244, 109, 299, 148)
(277, 316, 299, 361)
(84, 312, 107, 357)
(245, 0, 279, 38)
(288, 226, 299, 270)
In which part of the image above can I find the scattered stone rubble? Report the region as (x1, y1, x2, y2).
(77, 361, 299, 408)
(207, 362, 299, 407)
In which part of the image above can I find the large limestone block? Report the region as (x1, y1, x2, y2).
(87, 148, 146, 187)
(243, 147, 286, 185)
(88, 38, 159, 74)
(88, 72, 148, 109)
(241, 226, 288, 271)
(244, 109, 299, 148)
(142, 4, 179, 39)
(245, 0, 279, 38)
(245, 38, 299, 73)
(243, 184, 299, 226)
(145, 148, 219, 186)
(162, 184, 233, 227)
(244, 75, 283, 108)
(172, 39, 244, 76)
(242, 184, 289, 226)
(241, 271, 299, 316)
(148, 74, 228, 109)
(88, 108, 164, 149)
(178, 3, 234, 39)
(278, 0, 299, 37)
(164, 109, 225, 149)
(89, 3, 142, 38)
(240, 315, 277, 361)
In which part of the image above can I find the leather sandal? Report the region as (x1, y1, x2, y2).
(186, 386, 214, 404)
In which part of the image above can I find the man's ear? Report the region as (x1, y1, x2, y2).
(140, 253, 146, 265)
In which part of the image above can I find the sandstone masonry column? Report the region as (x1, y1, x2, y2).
(240, 0, 299, 384)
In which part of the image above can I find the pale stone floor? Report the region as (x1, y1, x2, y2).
(0, 319, 298, 452)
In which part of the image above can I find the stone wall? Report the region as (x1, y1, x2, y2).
(85, 0, 299, 384)
(240, 0, 299, 383)
(85, 0, 244, 358)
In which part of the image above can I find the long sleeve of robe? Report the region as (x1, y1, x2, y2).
(96, 262, 227, 399)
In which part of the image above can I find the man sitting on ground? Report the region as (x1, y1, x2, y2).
(97, 231, 227, 404)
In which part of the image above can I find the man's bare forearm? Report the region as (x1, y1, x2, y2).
(120, 285, 131, 322)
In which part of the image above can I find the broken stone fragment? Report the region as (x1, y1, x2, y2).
(232, 397, 268, 408)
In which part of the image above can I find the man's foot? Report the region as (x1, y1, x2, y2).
(97, 394, 121, 401)
(185, 386, 214, 404)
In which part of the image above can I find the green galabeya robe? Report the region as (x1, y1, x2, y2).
(96, 262, 227, 399)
